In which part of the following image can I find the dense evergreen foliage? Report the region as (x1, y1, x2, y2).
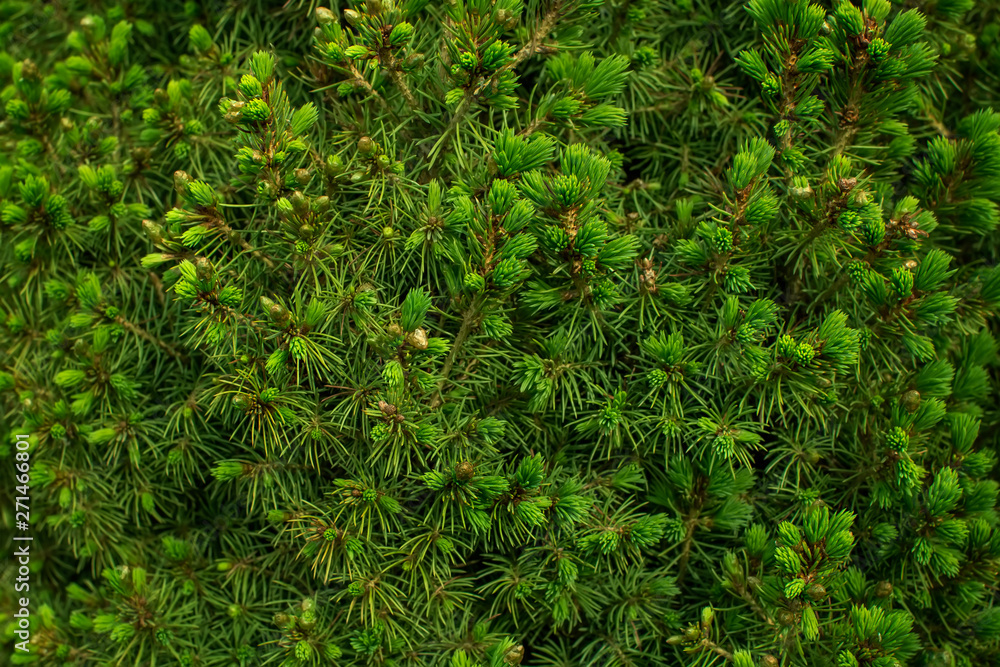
(2, 0, 1000, 665)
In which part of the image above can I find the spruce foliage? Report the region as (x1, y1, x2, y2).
(1, 1, 1000, 666)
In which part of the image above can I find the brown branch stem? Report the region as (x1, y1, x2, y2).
(116, 316, 187, 362)
(430, 296, 484, 409)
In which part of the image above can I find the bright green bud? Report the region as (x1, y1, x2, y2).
(6, 98, 30, 121)
(482, 41, 513, 69)
(389, 22, 414, 46)
(325, 42, 345, 61)
(838, 209, 861, 232)
(886, 426, 909, 452)
(463, 272, 485, 292)
(189, 24, 213, 52)
(801, 605, 819, 640)
(345, 45, 371, 60)
(458, 51, 477, 71)
(295, 641, 312, 661)
(777, 335, 796, 358)
(383, 360, 404, 389)
(868, 37, 890, 60)
(712, 227, 733, 253)
(794, 342, 816, 366)
(241, 98, 270, 122)
(492, 257, 523, 289)
(239, 74, 263, 97)
(761, 74, 780, 96)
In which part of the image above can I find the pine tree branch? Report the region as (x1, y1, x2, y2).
(348, 62, 392, 114)
(436, 0, 564, 158)
(430, 296, 484, 409)
(213, 216, 281, 272)
(675, 502, 702, 584)
(510, 1, 563, 70)
(115, 315, 188, 362)
(383, 59, 419, 111)
(831, 52, 870, 159)
(731, 576, 776, 628)
(699, 639, 733, 661)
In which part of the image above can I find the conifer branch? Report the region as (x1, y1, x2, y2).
(3, 3, 999, 665)
(431, 296, 484, 409)
(115, 315, 188, 362)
